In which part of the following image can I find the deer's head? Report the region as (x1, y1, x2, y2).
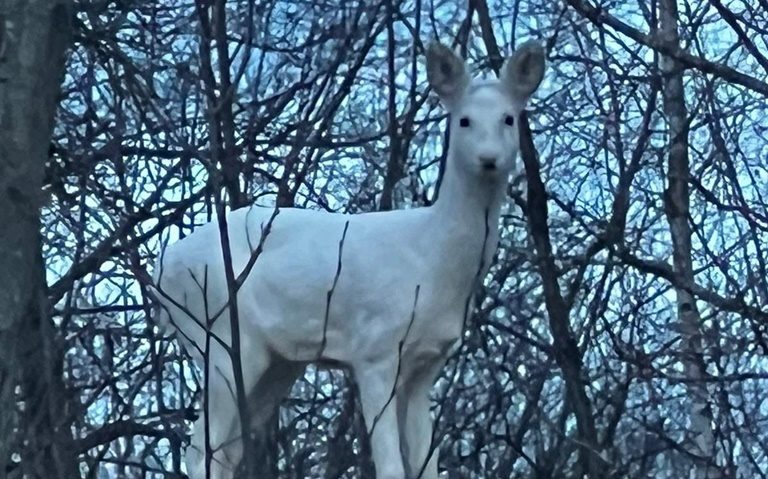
(426, 41, 546, 179)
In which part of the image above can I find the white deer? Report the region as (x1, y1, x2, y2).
(153, 40, 545, 479)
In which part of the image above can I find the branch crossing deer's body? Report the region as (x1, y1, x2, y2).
(154, 40, 545, 479)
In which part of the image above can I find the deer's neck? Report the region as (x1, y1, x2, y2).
(432, 158, 507, 225)
(427, 157, 507, 268)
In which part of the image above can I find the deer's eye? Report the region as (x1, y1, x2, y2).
(504, 115, 515, 126)
(459, 117, 470, 128)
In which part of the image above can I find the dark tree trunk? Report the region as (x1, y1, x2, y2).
(0, 1, 75, 477)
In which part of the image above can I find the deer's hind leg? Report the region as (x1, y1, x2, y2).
(182, 335, 276, 479)
(184, 348, 305, 479)
(246, 358, 306, 477)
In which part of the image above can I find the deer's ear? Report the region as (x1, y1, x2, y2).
(426, 42, 469, 107)
(501, 40, 546, 103)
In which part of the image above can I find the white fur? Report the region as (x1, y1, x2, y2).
(154, 40, 545, 479)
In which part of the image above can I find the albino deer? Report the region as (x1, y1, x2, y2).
(153, 40, 545, 479)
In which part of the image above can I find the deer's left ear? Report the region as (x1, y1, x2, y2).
(500, 40, 546, 103)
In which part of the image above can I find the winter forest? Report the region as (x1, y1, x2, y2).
(1, 0, 767, 478)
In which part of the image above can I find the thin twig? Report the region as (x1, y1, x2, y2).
(368, 284, 421, 436)
(318, 221, 350, 359)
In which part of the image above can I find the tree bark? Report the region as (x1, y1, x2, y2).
(658, 0, 721, 477)
(0, 0, 75, 477)
(519, 111, 606, 479)
(379, 0, 402, 211)
(470, 3, 605, 476)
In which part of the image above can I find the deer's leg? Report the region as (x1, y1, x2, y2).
(397, 364, 442, 479)
(249, 358, 305, 425)
(185, 366, 253, 479)
(352, 359, 405, 479)
(247, 359, 306, 477)
(184, 338, 273, 479)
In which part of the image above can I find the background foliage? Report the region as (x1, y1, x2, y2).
(6, 0, 768, 477)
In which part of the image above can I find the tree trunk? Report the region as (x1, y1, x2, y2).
(519, 110, 605, 479)
(0, 1, 75, 477)
(658, 0, 721, 477)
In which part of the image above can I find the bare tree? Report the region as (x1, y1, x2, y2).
(17, 0, 768, 477)
(0, 1, 76, 477)
(658, 0, 720, 476)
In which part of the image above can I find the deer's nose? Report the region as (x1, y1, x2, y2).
(479, 156, 498, 170)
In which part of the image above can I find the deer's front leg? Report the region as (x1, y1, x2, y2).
(352, 359, 405, 479)
(397, 362, 442, 479)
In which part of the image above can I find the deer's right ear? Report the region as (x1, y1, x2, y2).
(426, 42, 469, 107)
